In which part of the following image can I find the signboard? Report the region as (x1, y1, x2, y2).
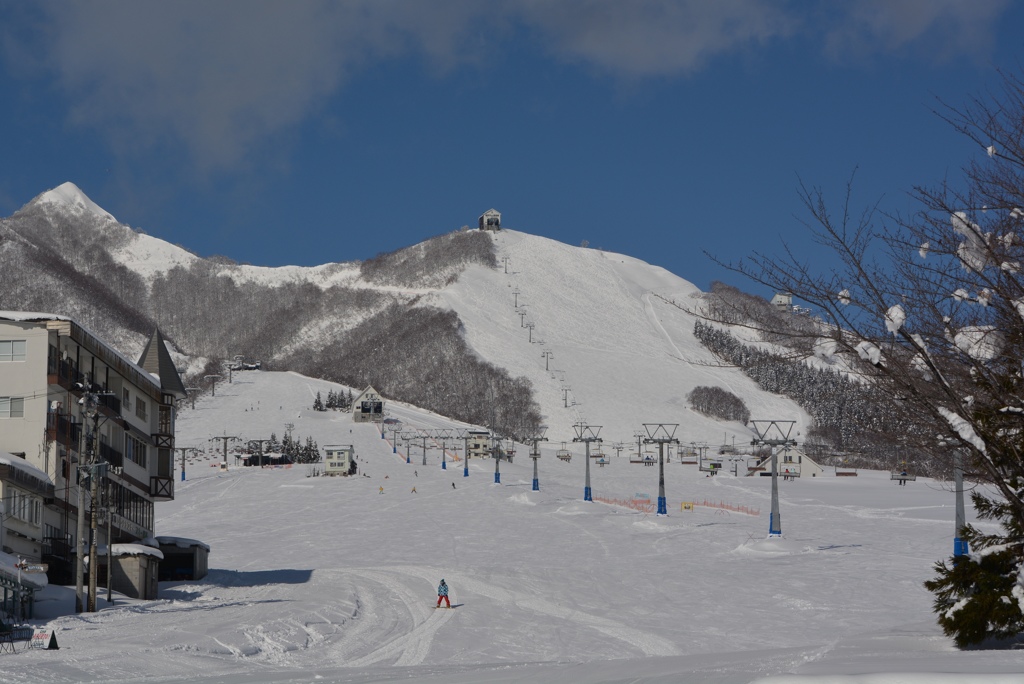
(111, 513, 148, 539)
(31, 628, 59, 650)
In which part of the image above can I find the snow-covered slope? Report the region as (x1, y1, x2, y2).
(432, 230, 810, 444)
(6, 370, 1016, 684)
(15, 183, 809, 446)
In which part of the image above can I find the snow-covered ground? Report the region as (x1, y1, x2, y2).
(3, 370, 1022, 683)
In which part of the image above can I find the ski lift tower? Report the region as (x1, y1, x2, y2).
(436, 429, 453, 470)
(526, 426, 548, 491)
(750, 420, 798, 537)
(573, 423, 602, 502)
(491, 431, 503, 484)
(954, 450, 969, 558)
(456, 428, 470, 477)
(387, 421, 403, 454)
(643, 424, 679, 516)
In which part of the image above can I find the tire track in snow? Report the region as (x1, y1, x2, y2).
(386, 566, 681, 658)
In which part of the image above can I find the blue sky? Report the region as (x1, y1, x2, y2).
(1, 1, 1022, 291)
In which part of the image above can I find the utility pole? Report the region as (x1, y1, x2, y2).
(562, 387, 571, 408)
(518, 308, 528, 327)
(513, 288, 520, 308)
(502, 256, 510, 274)
(76, 377, 115, 613)
(526, 322, 535, 343)
(422, 433, 428, 467)
(573, 423, 602, 502)
(204, 374, 222, 397)
(541, 351, 553, 371)
(643, 424, 679, 516)
(750, 420, 798, 538)
(185, 387, 200, 410)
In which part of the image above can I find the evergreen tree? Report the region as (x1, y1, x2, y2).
(313, 391, 324, 412)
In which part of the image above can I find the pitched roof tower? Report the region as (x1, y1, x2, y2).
(137, 329, 187, 398)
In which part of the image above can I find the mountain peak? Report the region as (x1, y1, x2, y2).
(33, 182, 116, 222)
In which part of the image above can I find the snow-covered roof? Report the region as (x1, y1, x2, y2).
(0, 311, 73, 323)
(0, 453, 54, 487)
(155, 536, 211, 552)
(0, 311, 162, 394)
(109, 544, 164, 560)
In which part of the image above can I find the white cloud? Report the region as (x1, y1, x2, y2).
(5, 0, 1012, 173)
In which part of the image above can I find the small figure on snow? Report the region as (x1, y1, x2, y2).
(414, 470, 418, 477)
(411, 486, 417, 494)
(379, 486, 384, 495)
(451, 482, 456, 490)
(436, 579, 450, 608)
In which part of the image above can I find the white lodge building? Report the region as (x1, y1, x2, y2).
(0, 313, 186, 585)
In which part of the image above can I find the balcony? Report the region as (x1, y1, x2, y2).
(47, 357, 85, 392)
(150, 476, 174, 502)
(99, 442, 124, 468)
(46, 413, 81, 449)
(97, 393, 121, 420)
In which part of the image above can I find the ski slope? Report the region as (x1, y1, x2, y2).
(431, 230, 812, 445)
(5, 370, 1022, 684)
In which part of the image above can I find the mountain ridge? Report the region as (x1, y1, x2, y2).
(2, 182, 809, 445)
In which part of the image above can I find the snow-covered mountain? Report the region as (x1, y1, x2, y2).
(1, 182, 809, 445)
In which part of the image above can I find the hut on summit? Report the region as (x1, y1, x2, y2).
(478, 209, 501, 231)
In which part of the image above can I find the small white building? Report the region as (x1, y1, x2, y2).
(770, 292, 793, 312)
(752, 449, 824, 478)
(323, 445, 355, 476)
(353, 386, 383, 424)
(478, 209, 501, 231)
(466, 430, 491, 459)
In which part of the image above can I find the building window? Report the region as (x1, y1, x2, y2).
(0, 340, 26, 362)
(5, 490, 40, 525)
(0, 397, 25, 418)
(125, 434, 148, 468)
(122, 388, 131, 411)
(135, 397, 147, 421)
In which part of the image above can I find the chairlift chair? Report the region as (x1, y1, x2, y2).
(556, 442, 572, 462)
(891, 460, 916, 484)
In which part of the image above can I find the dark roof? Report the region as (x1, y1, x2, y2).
(137, 329, 187, 398)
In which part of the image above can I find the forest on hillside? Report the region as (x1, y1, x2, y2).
(0, 213, 541, 435)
